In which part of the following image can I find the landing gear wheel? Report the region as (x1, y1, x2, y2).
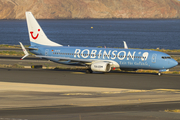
(86, 69, 93, 74)
(158, 72, 162, 76)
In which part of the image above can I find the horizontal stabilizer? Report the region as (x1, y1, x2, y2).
(19, 42, 29, 60)
(26, 47, 38, 50)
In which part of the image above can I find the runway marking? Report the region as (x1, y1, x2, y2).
(0, 82, 135, 93)
(152, 89, 180, 93)
(0, 118, 28, 120)
(102, 90, 148, 94)
(71, 72, 85, 74)
(0, 82, 179, 94)
(61, 93, 93, 96)
(61, 89, 180, 96)
(1, 82, 180, 110)
(165, 109, 180, 113)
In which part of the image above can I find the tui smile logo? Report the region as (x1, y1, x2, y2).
(30, 29, 40, 40)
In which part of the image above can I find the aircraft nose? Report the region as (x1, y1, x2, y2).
(170, 59, 178, 67)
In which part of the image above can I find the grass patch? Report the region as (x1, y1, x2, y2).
(0, 64, 24, 68)
(172, 71, 179, 74)
(165, 109, 180, 113)
(0, 51, 34, 56)
(171, 56, 180, 61)
(54, 66, 86, 70)
(136, 69, 158, 73)
(0, 44, 20, 48)
(143, 48, 180, 53)
(0, 51, 24, 56)
(0, 44, 29, 48)
(116, 69, 180, 75)
(137, 69, 180, 74)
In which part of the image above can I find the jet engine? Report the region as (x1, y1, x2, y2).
(91, 62, 111, 72)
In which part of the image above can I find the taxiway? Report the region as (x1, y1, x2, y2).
(0, 68, 180, 120)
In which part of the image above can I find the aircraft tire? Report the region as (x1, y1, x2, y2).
(86, 69, 93, 74)
(158, 72, 162, 76)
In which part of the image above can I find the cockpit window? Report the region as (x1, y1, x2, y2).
(162, 56, 171, 59)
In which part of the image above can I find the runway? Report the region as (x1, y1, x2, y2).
(0, 68, 180, 120)
(0, 68, 180, 89)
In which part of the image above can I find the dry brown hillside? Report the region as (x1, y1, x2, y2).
(1, 0, 180, 19)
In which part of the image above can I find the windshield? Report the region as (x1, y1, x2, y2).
(162, 56, 171, 59)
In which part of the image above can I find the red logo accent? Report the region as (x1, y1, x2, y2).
(30, 29, 40, 40)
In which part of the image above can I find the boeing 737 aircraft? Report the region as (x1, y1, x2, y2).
(20, 12, 178, 76)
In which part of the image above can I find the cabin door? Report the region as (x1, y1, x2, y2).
(45, 49, 49, 56)
(151, 54, 157, 63)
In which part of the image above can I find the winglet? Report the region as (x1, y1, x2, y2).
(19, 42, 29, 60)
(123, 41, 128, 49)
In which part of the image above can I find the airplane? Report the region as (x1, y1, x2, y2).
(19, 12, 178, 76)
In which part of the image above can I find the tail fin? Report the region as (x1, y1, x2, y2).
(26, 12, 62, 46)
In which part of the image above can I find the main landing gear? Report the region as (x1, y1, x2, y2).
(86, 69, 93, 74)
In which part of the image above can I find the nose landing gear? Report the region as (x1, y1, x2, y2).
(158, 69, 169, 76)
(158, 72, 162, 76)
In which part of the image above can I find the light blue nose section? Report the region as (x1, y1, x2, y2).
(170, 59, 178, 68)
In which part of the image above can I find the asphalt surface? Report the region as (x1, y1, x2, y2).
(0, 68, 180, 120)
(0, 68, 180, 90)
(1, 101, 180, 120)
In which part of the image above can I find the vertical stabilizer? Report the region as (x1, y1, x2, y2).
(26, 12, 62, 46)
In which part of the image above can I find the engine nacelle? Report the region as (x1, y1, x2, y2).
(91, 62, 111, 72)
